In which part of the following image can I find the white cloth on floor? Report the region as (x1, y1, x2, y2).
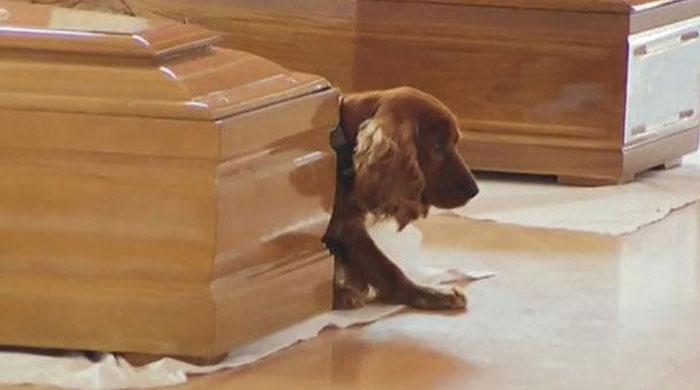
(438, 152, 700, 235)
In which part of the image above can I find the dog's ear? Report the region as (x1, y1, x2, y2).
(352, 114, 428, 230)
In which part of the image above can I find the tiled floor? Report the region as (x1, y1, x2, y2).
(6, 200, 700, 390)
(174, 201, 700, 390)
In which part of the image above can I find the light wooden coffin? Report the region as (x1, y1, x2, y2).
(0, 1, 337, 360)
(107, 0, 700, 185)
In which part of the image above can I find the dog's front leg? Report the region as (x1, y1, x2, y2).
(343, 220, 466, 311)
(323, 185, 373, 309)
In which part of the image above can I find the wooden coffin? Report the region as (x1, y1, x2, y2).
(101, 0, 700, 185)
(0, 1, 338, 361)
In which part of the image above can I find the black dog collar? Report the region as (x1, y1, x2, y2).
(330, 98, 357, 193)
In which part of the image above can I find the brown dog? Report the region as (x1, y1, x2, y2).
(323, 87, 479, 310)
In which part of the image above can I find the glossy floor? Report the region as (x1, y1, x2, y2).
(160, 202, 700, 389)
(7, 202, 700, 390)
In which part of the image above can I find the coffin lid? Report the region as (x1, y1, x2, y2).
(0, 1, 331, 121)
(388, 0, 681, 13)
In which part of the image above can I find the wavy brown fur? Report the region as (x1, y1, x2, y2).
(353, 119, 428, 229)
(324, 86, 480, 311)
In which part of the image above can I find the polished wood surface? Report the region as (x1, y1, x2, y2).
(354, 0, 631, 184)
(354, 0, 700, 183)
(0, 13, 331, 120)
(462, 125, 700, 185)
(96, 0, 360, 91)
(0, 2, 337, 360)
(364, 0, 683, 13)
(64, 0, 700, 184)
(0, 1, 217, 58)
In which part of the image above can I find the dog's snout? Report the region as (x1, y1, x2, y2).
(466, 180, 479, 199)
(461, 164, 479, 200)
(456, 176, 478, 204)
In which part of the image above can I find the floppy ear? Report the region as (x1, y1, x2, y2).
(352, 114, 428, 230)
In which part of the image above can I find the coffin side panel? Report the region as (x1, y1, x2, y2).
(0, 275, 216, 356)
(0, 113, 219, 354)
(0, 144, 218, 282)
(212, 89, 338, 351)
(215, 90, 339, 276)
(211, 251, 333, 355)
(355, 1, 630, 157)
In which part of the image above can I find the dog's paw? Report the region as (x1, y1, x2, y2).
(408, 286, 467, 311)
(333, 285, 369, 310)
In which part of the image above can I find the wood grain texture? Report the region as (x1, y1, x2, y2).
(0, 1, 336, 360)
(113, 0, 359, 91)
(0, 45, 330, 121)
(0, 1, 218, 58)
(215, 90, 339, 277)
(212, 251, 333, 356)
(375, 0, 633, 13)
(0, 147, 218, 283)
(116, 0, 695, 184)
(421, 0, 694, 13)
(354, 0, 630, 153)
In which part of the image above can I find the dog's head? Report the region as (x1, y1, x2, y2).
(342, 87, 479, 229)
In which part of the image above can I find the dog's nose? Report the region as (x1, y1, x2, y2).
(468, 183, 479, 199)
(461, 169, 479, 199)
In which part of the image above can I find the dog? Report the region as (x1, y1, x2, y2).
(323, 86, 479, 311)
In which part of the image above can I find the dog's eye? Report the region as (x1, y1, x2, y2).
(433, 139, 446, 153)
